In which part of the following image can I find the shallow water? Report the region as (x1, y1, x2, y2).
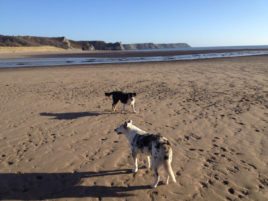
(1, 50, 268, 68)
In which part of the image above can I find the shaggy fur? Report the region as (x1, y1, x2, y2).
(105, 91, 137, 113)
(114, 120, 176, 188)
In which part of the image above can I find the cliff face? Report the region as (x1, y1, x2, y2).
(0, 35, 123, 51)
(0, 35, 71, 49)
(68, 40, 123, 51)
(0, 35, 190, 51)
(123, 43, 190, 50)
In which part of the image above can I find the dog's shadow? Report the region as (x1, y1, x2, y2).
(39, 111, 110, 120)
(40, 109, 135, 120)
(0, 169, 151, 200)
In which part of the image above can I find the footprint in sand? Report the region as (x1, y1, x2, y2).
(247, 163, 257, 170)
(200, 179, 214, 188)
(228, 187, 235, 195)
(184, 133, 202, 141)
(226, 166, 239, 174)
(241, 189, 249, 196)
(214, 174, 220, 180)
(238, 194, 244, 199)
(220, 147, 227, 152)
(206, 158, 215, 164)
(211, 156, 216, 160)
(200, 181, 209, 188)
(235, 128, 242, 134)
(258, 175, 268, 187)
(7, 161, 14, 165)
(101, 138, 107, 142)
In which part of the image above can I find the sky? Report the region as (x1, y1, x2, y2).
(1, 0, 268, 47)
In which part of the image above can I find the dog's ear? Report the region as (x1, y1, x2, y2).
(124, 120, 132, 128)
(133, 93, 137, 96)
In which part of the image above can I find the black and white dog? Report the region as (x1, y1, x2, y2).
(114, 120, 176, 188)
(105, 91, 137, 113)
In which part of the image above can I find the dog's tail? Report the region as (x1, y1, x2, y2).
(105, 92, 113, 97)
(164, 150, 177, 183)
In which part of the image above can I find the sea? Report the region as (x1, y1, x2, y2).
(0, 45, 268, 68)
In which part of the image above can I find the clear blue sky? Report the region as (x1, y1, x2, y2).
(1, 0, 268, 46)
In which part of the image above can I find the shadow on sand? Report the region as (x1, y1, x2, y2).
(39, 111, 108, 120)
(0, 169, 151, 200)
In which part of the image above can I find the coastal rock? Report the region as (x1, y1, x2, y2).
(123, 43, 190, 50)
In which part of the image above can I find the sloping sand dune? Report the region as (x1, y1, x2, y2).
(0, 56, 267, 201)
(0, 46, 67, 54)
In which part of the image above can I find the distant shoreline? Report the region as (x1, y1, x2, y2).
(1, 54, 268, 70)
(34, 47, 268, 58)
(1, 46, 268, 59)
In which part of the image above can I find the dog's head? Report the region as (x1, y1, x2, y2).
(114, 120, 133, 135)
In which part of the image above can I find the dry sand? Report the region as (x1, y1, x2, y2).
(0, 56, 267, 201)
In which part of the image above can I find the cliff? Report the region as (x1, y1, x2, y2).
(0, 35, 123, 51)
(123, 43, 190, 50)
(0, 35, 190, 51)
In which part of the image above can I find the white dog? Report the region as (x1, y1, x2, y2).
(114, 120, 176, 188)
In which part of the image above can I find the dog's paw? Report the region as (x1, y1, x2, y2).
(132, 168, 138, 173)
(164, 181, 169, 185)
(164, 177, 169, 185)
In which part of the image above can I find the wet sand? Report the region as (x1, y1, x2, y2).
(1, 47, 268, 59)
(0, 56, 267, 201)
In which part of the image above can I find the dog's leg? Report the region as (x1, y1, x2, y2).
(132, 151, 138, 173)
(130, 98, 136, 113)
(112, 99, 119, 112)
(122, 104, 126, 113)
(151, 167, 160, 188)
(164, 160, 177, 184)
(147, 156, 151, 169)
(112, 103, 118, 112)
(131, 102, 136, 113)
(164, 174, 170, 185)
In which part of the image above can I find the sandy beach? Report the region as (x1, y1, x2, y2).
(0, 56, 267, 201)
